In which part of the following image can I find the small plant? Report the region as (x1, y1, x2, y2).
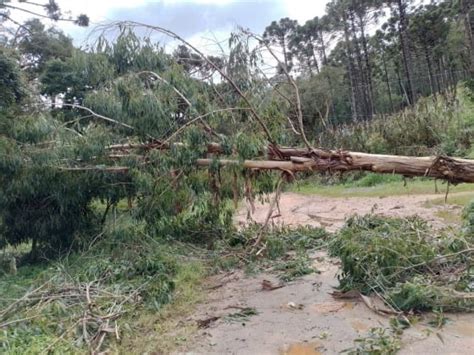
(274, 254, 316, 282)
(345, 327, 401, 355)
(225, 307, 258, 322)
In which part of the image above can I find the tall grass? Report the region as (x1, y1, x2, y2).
(317, 86, 474, 157)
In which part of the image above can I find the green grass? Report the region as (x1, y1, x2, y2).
(290, 176, 474, 198)
(116, 258, 206, 354)
(425, 192, 474, 208)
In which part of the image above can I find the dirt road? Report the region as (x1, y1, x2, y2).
(178, 191, 474, 355)
(235, 191, 467, 231)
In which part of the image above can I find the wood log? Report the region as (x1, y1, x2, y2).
(197, 152, 474, 183)
(66, 150, 474, 183)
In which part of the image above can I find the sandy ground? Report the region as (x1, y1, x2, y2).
(235, 192, 466, 232)
(177, 192, 474, 355)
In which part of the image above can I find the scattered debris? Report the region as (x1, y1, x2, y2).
(225, 307, 258, 322)
(286, 302, 304, 310)
(196, 316, 220, 329)
(360, 294, 399, 316)
(261, 279, 284, 291)
(330, 290, 361, 300)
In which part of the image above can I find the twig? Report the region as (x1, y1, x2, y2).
(250, 176, 284, 253)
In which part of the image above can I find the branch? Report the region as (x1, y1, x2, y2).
(60, 104, 135, 130)
(161, 107, 250, 146)
(244, 30, 312, 150)
(136, 71, 192, 107)
(101, 21, 276, 145)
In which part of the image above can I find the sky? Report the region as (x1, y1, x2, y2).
(7, 0, 331, 52)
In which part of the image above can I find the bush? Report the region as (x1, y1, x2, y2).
(329, 214, 474, 311)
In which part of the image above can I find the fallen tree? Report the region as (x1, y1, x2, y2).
(199, 153, 474, 183)
(72, 147, 474, 183)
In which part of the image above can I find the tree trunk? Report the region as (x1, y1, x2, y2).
(461, 0, 474, 75)
(105, 142, 474, 184)
(196, 152, 474, 183)
(423, 44, 437, 97)
(358, 12, 376, 117)
(350, 9, 371, 119)
(318, 29, 329, 66)
(395, 0, 415, 105)
(381, 50, 395, 112)
(342, 11, 359, 121)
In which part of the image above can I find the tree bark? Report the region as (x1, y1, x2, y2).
(86, 143, 474, 184)
(196, 153, 474, 183)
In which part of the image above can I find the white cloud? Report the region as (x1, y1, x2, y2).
(282, 0, 329, 24)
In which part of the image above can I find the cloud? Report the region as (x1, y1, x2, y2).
(106, 0, 286, 40)
(6, 0, 330, 50)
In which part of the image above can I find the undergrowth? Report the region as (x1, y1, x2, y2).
(0, 217, 205, 354)
(0, 214, 328, 353)
(329, 210, 474, 312)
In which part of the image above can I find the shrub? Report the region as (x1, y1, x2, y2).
(329, 214, 474, 311)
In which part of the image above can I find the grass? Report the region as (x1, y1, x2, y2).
(290, 175, 474, 198)
(116, 258, 206, 354)
(425, 192, 474, 208)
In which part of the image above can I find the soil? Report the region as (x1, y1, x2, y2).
(176, 191, 474, 355)
(235, 192, 466, 232)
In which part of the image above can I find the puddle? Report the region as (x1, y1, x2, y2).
(281, 342, 323, 355)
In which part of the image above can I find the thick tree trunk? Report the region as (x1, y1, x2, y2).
(196, 153, 474, 183)
(100, 143, 474, 183)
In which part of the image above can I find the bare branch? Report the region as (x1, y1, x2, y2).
(244, 30, 312, 150)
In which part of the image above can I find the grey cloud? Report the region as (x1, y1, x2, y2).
(107, 0, 286, 39)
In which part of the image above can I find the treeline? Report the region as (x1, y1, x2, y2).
(260, 0, 473, 129)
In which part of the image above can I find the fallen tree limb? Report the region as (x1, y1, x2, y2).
(61, 151, 474, 183)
